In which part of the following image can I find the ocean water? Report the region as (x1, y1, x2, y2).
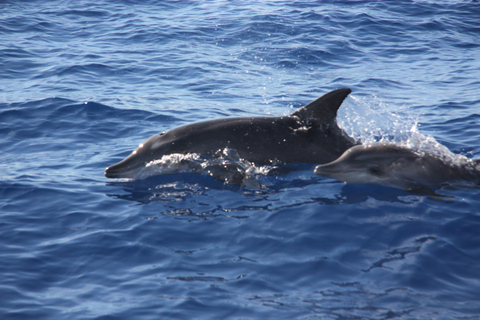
(1, 1, 480, 319)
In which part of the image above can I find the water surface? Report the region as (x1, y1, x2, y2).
(1, 1, 480, 319)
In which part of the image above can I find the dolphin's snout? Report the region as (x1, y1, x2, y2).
(313, 165, 324, 175)
(314, 162, 339, 176)
(104, 156, 144, 179)
(105, 162, 127, 178)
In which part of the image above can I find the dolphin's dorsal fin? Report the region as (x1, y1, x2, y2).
(291, 88, 351, 124)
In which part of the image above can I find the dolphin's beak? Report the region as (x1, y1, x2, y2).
(105, 154, 145, 179)
(313, 165, 326, 176)
(314, 161, 342, 177)
(105, 163, 126, 178)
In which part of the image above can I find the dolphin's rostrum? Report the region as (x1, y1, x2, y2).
(105, 88, 358, 179)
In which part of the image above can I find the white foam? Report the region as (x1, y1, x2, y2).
(132, 148, 277, 186)
(338, 94, 471, 167)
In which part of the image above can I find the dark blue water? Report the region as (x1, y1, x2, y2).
(2, 1, 480, 319)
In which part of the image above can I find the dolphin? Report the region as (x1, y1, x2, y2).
(105, 88, 358, 179)
(314, 143, 480, 194)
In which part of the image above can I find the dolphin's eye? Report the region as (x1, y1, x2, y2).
(368, 165, 383, 176)
(159, 132, 166, 136)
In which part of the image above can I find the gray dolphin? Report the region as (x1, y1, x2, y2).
(314, 143, 480, 194)
(105, 88, 358, 179)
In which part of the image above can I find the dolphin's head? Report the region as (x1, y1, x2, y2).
(314, 144, 421, 189)
(105, 132, 173, 179)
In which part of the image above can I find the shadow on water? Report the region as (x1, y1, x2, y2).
(361, 235, 437, 273)
(104, 170, 431, 209)
(335, 183, 456, 204)
(105, 173, 258, 203)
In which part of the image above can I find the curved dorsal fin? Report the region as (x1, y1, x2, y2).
(291, 88, 351, 123)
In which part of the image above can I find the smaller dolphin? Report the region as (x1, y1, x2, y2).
(314, 144, 480, 194)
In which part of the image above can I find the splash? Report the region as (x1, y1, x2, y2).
(133, 148, 274, 188)
(338, 94, 416, 145)
(338, 94, 475, 168)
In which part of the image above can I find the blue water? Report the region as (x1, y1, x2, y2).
(2, 1, 480, 319)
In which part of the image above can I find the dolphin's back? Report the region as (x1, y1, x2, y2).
(159, 115, 355, 164)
